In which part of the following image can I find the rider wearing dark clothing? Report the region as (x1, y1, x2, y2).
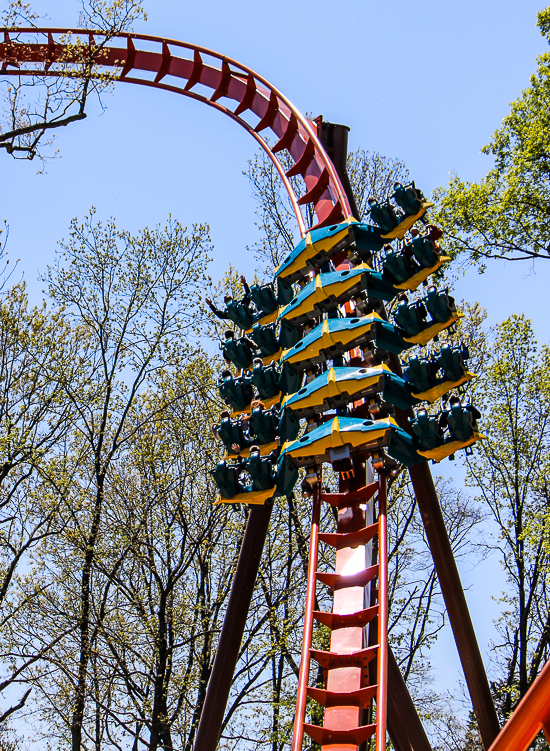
(205, 275, 251, 320)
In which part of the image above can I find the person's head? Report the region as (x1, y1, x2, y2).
(221, 369, 231, 379)
(220, 410, 230, 420)
(397, 292, 409, 304)
(224, 295, 233, 304)
(253, 357, 262, 367)
(225, 329, 235, 340)
(449, 395, 461, 407)
(368, 196, 377, 206)
(251, 399, 264, 411)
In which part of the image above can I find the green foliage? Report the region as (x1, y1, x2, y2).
(433, 7, 550, 268)
(467, 315, 550, 719)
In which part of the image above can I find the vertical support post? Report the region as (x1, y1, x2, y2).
(291, 478, 322, 751)
(193, 504, 273, 751)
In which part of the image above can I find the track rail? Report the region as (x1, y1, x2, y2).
(0, 27, 355, 235)
(487, 659, 550, 751)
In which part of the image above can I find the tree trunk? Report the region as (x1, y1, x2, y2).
(71, 480, 105, 751)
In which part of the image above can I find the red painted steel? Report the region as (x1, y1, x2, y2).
(376, 475, 388, 751)
(293, 464, 388, 751)
(486, 659, 550, 751)
(291, 476, 322, 751)
(0, 28, 355, 233)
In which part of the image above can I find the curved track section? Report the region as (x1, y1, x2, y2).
(0, 28, 355, 235)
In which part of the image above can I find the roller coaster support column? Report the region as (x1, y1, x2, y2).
(193, 504, 273, 751)
(406, 460, 501, 748)
(320, 121, 499, 750)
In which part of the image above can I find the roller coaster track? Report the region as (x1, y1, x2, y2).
(0, 27, 354, 236)
(2, 26, 547, 751)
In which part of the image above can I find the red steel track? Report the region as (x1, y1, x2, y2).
(0, 28, 355, 235)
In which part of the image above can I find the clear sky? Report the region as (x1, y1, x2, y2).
(2, 0, 548, 724)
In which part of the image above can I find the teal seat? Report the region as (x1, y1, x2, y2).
(217, 415, 251, 453)
(250, 406, 279, 445)
(251, 361, 280, 399)
(277, 278, 294, 306)
(279, 319, 300, 350)
(251, 323, 280, 357)
(392, 181, 425, 216)
(278, 409, 300, 443)
(394, 300, 426, 336)
(218, 372, 254, 411)
(364, 270, 399, 302)
(245, 449, 277, 491)
(369, 199, 400, 233)
(437, 344, 469, 382)
(424, 286, 455, 324)
(225, 299, 255, 329)
(410, 410, 444, 451)
(211, 461, 245, 499)
(276, 455, 299, 497)
(383, 248, 420, 284)
(279, 364, 302, 396)
(444, 402, 478, 442)
(222, 335, 256, 370)
(410, 235, 438, 268)
(404, 355, 438, 392)
(251, 282, 278, 316)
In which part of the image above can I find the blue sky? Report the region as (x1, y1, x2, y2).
(2, 0, 548, 725)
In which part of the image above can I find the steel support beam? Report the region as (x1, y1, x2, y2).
(406, 459, 501, 748)
(193, 504, 273, 751)
(387, 646, 433, 751)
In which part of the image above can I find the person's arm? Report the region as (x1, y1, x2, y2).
(240, 275, 251, 300)
(242, 336, 258, 350)
(205, 297, 229, 320)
